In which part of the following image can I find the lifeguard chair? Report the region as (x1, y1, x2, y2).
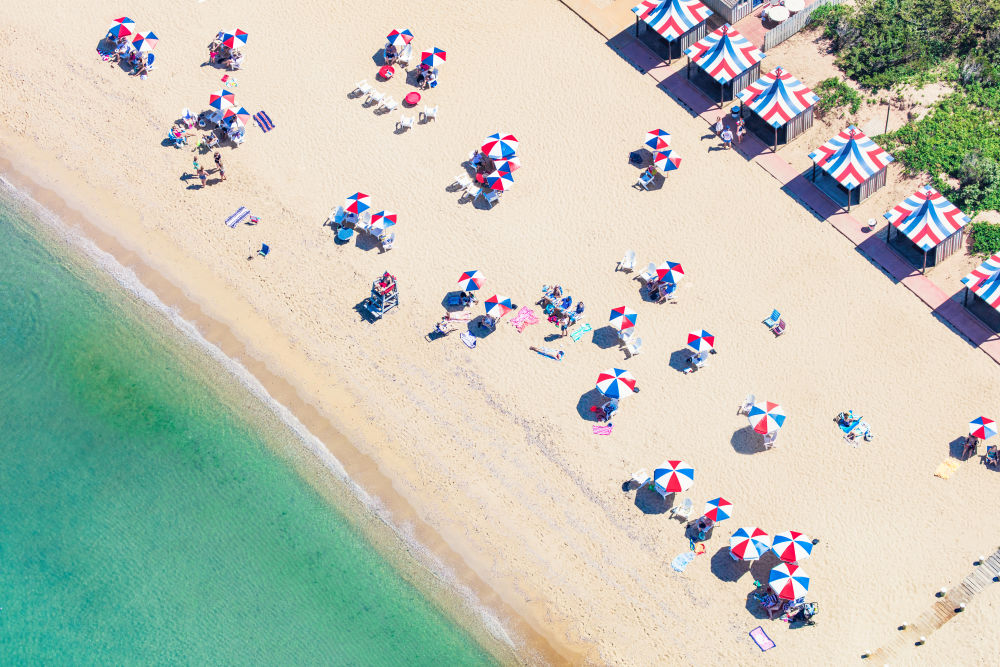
(364, 272, 399, 319)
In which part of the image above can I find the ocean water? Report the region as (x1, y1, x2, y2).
(0, 192, 498, 666)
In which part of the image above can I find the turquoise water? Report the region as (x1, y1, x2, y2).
(0, 193, 497, 666)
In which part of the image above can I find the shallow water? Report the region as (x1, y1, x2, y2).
(0, 192, 496, 666)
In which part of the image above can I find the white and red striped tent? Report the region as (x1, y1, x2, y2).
(962, 254, 1000, 311)
(632, 0, 712, 42)
(884, 186, 970, 251)
(808, 126, 894, 191)
(683, 24, 764, 84)
(738, 67, 818, 128)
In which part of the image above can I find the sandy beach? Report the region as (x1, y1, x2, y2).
(4, 0, 1000, 663)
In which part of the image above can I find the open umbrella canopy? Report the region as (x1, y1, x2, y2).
(686, 329, 715, 353)
(494, 156, 522, 173)
(970, 416, 997, 440)
(645, 128, 671, 151)
(132, 31, 158, 52)
(484, 294, 514, 317)
(653, 460, 694, 494)
(386, 29, 414, 47)
(730, 526, 770, 560)
(703, 497, 732, 522)
(344, 192, 371, 215)
(485, 164, 514, 191)
(421, 47, 447, 67)
(457, 270, 484, 291)
(368, 211, 397, 235)
(748, 401, 785, 434)
(654, 149, 682, 172)
(655, 260, 685, 284)
(596, 368, 637, 399)
(223, 106, 252, 128)
(771, 530, 813, 562)
(769, 562, 810, 600)
(609, 306, 638, 331)
(209, 89, 236, 110)
(481, 133, 518, 160)
(221, 29, 248, 49)
(108, 17, 135, 39)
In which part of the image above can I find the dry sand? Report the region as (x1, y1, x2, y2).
(3, 0, 1000, 663)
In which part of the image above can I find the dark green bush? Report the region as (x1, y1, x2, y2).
(970, 221, 1000, 257)
(814, 77, 862, 115)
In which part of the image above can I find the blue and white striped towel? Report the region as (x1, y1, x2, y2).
(225, 206, 251, 228)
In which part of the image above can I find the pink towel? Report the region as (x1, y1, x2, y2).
(592, 424, 613, 435)
(509, 307, 539, 332)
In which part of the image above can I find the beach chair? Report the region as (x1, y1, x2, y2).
(453, 173, 472, 189)
(420, 105, 438, 122)
(326, 206, 345, 227)
(618, 328, 634, 346)
(630, 469, 651, 488)
(257, 243, 270, 258)
(380, 96, 398, 112)
(397, 115, 414, 131)
(625, 337, 643, 358)
(637, 170, 655, 190)
(464, 184, 483, 200)
(737, 394, 755, 415)
(636, 263, 657, 284)
(669, 498, 694, 520)
(353, 79, 371, 96)
(180, 107, 195, 128)
(366, 89, 384, 105)
(771, 319, 787, 336)
(398, 43, 413, 66)
(617, 250, 637, 272)
(379, 232, 395, 251)
(763, 309, 780, 328)
(483, 190, 500, 208)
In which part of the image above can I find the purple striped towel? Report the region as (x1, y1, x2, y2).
(592, 424, 613, 435)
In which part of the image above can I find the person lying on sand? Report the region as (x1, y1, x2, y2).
(963, 435, 980, 460)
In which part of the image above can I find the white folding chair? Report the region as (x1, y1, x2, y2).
(636, 263, 657, 283)
(617, 250, 637, 272)
(366, 89, 384, 105)
(397, 43, 413, 66)
(625, 337, 643, 358)
(669, 498, 693, 520)
(380, 231, 395, 251)
(464, 184, 482, 200)
(353, 79, 371, 96)
(630, 469, 651, 488)
(737, 394, 755, 415)
(381, 96, 398, 112)
(397, 115, 414, 130)
(420, 105, 438, 122)
(453, 174, 472, 188)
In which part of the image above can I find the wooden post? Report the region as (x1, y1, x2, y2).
(720, 81, 724, 108)
(773, 126, 777, 153)
(965, 287, 970, 306)
(846, 186, 852, 212)
(922, 249, 927, 273)
(635, 16, 639, 38)
(811, 162, 816, 181)
(686, 58, 690, 79)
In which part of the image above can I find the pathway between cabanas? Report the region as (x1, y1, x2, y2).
(559, 0, 1000, 365)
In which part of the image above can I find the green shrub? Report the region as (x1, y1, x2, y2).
(970, 221, 1000, 257)
(813, 77, 862, 115)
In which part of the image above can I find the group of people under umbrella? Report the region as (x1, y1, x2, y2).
(206, 29, 248, 70)
(327, 192, 397, 250)
(635, 128, 682, 190)
(184, 88, 253, 147)
(382, 29, 446, 90)
(963, 415, 1000, 467)
(463, 133, 522, 206)
(102, 17, 158, 77)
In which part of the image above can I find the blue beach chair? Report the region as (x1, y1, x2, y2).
(763, 309, 780, 328)
(257, 243, 270, 258)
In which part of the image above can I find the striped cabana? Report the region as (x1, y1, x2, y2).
(684, 24, 764, 106)
(737, 67, 818, 151)
(808, 126, 894, 210)
(632, 0, 712, 63)
(962, 255, 1000, 330)
(885, 186, 971, 271)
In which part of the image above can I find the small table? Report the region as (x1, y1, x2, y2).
(768, 6, 790, 21)
(404, 91, 421, 106)
(784, 0, 804, 11)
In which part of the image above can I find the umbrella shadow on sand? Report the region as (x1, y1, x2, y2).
(467, 316, 495, 339)
(668, 348, 694, 373)
(730, 426, 763, 455)
(710, 546, 749, 583)
(948, 436, 969, 459)
(576, 388, 605, 421)
(634, 486, 670, 515)
(591, 325, 622, 350)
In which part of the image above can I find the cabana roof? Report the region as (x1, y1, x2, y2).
(683, 24, 764, 84)
(884, 185, 971, 251)
(962, 254, 1000, 291)
(737, 67, 818, 128)
(808, 125, 894, 190)
(632, 0, 713, 42)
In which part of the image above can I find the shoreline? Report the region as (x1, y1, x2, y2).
(0, 146, 577, 666)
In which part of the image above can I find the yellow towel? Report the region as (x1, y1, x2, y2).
(934, 459, 961, 479)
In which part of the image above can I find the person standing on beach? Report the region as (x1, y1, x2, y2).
(736, 118, 746, 144)
(193, 158, 200, 172)
(214, 152, 226, 181)
(714, 115, 724, 136)
(720, 128, 733, 150)
(197, 166, 208, 187)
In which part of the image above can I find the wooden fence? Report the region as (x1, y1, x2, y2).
(762, 0, 845, 51)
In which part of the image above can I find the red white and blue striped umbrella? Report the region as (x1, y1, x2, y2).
(686, 329, 715, 353)
(494, 156, 522, 173)
(884, 186, 971, 251)
(809, 125, 894, 190)
(457, 270, 484, 291)
(632, 0, 713, 42)
(386, 29, 414, 47)
(645, 128, 671, 150)
(655, 260, 685, 284)
(654, 149, 682, 172)
(421, 47, 447, 67)
(683, 24, 764, 84)
(748, 400, 785, 434)
(368, 211, 397, 235)
(730, 526, 770, 561)
(609, 306, 638, 331)
(108, 17, 136, 39)
(132, 31, 158, 53)
(344, 192, 371, 215)
(771, 530, 813, 562)
(653, 459, 695, 494)
(596, 368, 637, 399)
(963, 254, 1000, 311)
(223, 106, 252, 128)
(209, 89, 236, 110)
(738, 67, 819, 128)
(485, 164, 515, 191)
(221, 29, 248, 49)
(703, 497, 732, 522)
(484, 294, 514, 317)
(769, 562, 810, 600)
(481, 133, 518, 160)
(970, 417, 997, 440)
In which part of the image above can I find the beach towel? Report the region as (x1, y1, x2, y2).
(225, 206, 252, 228)
(97, 46, 113, 61)
(508, 307, 538, 332)
(569, 322, 592, 342)
(221, 74, 238, 88)
(934, 459, 960, 479)
(254, 111, 275, 133)
(749, 626, 775, 652)
(671, 551, 695, 572)
(592, 424, 613, 436)
(460, 332, 477, 349)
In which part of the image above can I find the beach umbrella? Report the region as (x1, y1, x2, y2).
(387, 29, 414, 47)
(484, 294, 514, 317)
(686, 330, 715, 354)
(485, 164, 515, 191)
(655, 261, 685, 284)
(970, 416, 997, 440)
(748, 401, 786, 435)
(771, 530, 814, 563)
(108, 17, 135, 39)
(481, 133, 518, 160)
(654, 149, 682, 172)
(703, 497, 733, 522)
(209, 89, 236, 110)
(421, 47, 447, 67)
(344, 192, 371, 215)
(769, 562, 810, 600)
(609, 306, 638, 331)
(730, 527, 770, 561)
(132, 31, 158, 52)
(596, 368, 637, 399)
(221, 29, 249, 49)
(645, 128, 671, 151)
(652, 460, 695, 494)
(457, 270, 484, 291)
(494, 156, 522, 173)
(368, 211, 397, 235)
(223, 106, 252, 128)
